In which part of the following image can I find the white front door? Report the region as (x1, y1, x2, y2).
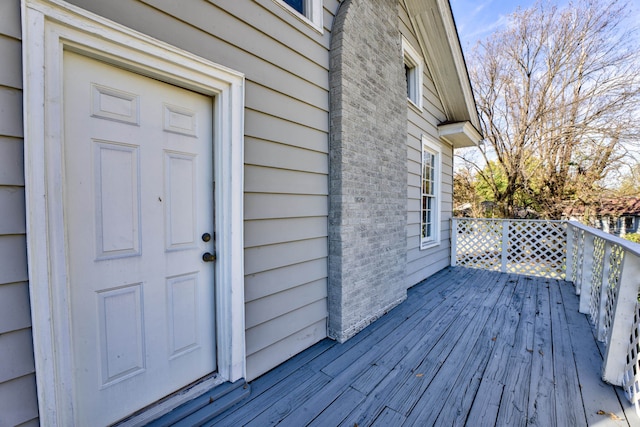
(63, 51, 216, 425)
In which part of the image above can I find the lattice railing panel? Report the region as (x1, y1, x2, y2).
(590, 236, 606, 327)
(623, 299, 640, 416)
(454, 219, 502, 271)
(571, 226, 585, 288)
(507, 221, 566, 279)
(602, 244, 625, 342)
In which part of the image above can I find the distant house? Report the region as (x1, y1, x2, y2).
(0, 0, 481, 424)
(564, 197, 640, 236)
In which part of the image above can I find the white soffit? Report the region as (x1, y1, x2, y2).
(438, 121, 482, 148)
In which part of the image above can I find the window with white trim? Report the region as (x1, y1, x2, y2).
(275, 0, 323, 31)
(402, 37, 423, 109)
(421, 137, 441, 249)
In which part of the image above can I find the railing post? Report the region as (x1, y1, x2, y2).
(596, 242, 614, 342)
(451, 218, 457, 267)
(565, 223, 575, 286)
(501, 220, 509, 273)
(602, 253, 640, 385)
(579, 233, 596, 314)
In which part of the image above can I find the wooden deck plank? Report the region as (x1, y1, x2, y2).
(432, 275, 525, 426)
(495, 275, 537, 426)
(371, 406, 406, 426)
(243, 371, 333, 427)
(282, 270, 497, 426)
(203, 268, 639, 427)
(549, 276, 589, 426)
(320, 267, 475, 378)
(398, 273, 514, 425)
(380, 271, 509, 419)
(337, 271, 507, 426)
(306, 387, 365, 427)
(320, 269, 471, 379)
(350, 363, 391, 395)
(465, 275, 528, 426)
(527, 277, 557, 427)
(557, 279, 631, 426)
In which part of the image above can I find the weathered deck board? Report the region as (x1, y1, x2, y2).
(557, 278, 630, 426)
(549, 277, 588, 426)
(205, 267, 639, 427)
(527, 277, 556, 427)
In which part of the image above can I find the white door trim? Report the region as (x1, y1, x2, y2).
(22, 0, 246, 425)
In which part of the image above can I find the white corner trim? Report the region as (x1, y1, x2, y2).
(22, 0, 246, 425)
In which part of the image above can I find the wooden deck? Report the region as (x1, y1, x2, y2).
(206, 267, 640, 426)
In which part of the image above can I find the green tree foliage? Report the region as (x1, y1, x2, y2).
(625, 233, 640, 244)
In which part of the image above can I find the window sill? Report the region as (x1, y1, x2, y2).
(408, 98, 423, 113)
(420, 240, 440, 250)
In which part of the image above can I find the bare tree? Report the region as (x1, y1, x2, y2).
(459, 0, 640, 219)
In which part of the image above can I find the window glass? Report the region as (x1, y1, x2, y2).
(284, 0, 304, 14)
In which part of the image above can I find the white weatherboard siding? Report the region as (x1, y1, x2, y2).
(63, 0, 336, 381)
(0, 1, 39, 426)
(400, 2, 455, 288)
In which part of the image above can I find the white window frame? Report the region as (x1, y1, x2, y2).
(273, 0, 324, 33)
(420, 136, 442, 250)
(402, 37, 424, 110)
(22, 0, 246, 425)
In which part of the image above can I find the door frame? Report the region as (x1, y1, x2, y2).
(22, 0, 246, 425)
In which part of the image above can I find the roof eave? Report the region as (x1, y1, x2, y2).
(403, 0, 482, 143)
(438, 121, 482, 148)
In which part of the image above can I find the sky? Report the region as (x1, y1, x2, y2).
(450, 0, 535, 49)
(450, 0, 640, 50)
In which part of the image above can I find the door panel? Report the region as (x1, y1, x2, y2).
(63, 51, 216, 425)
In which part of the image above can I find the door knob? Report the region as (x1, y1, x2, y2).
(202, 252, 216, 262)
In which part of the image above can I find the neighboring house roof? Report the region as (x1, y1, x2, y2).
(403, 0, 482, 148)
(565, 197, 640, 217)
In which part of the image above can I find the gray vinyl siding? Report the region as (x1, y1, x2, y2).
(0, 1, 40, 426)
(64, 0, 336, 381)
(400, 3, 455, 288)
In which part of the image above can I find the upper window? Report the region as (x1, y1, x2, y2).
(402, 37, 423, 110)
(275, 0, 323, 31)
(421, 136, 441, 249)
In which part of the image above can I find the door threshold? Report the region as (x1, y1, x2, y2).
(113, 374, 226, 427)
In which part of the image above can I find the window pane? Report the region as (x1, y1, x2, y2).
(405, 64, 412, 99)
(423, 178, 430, 195)
(284, 0, 304, 14)
(429, 155, 435, 181)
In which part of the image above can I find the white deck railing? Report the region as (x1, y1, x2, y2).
(451, 218, 640, 414)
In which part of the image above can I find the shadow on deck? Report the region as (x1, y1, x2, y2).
(207, 267, 640, 426)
